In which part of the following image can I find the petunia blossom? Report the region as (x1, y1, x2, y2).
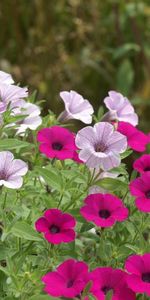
(11, 100, 42, 134)
(133, 154, 150, 173)
(35, 209, 76, 244)
(129, 172, 150, 212)
(37, 126, 76, 160)
(75, 122, 127, 170)
(42, 259, 90, 298)
(125, 253, 150, 297)
(0, 70, 14, 85)
(59, 90, 94, 124)
(89, 267, 135, 300)
(0, 151, 28, 189)
(117, 121, 149, 152)
(80, 193, 128, 228)
(103, 90, 138, 126)
(0, 82, 28, 114)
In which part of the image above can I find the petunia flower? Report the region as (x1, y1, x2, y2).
(35, 209, 76, 244)
(80, 193, 128, 228)
(103, 90, 138, 126)
(59, 90, 94, 124)
(0, 82, 28, 114)
(0, 70, 14, 84)
(42, 259, 90, 298)
(75, 122, 127, 170)
(129, 172, 150, 212)
(11, 100, 42, 134)
(0, 151, 28, 189)
(117, 121, 149, 152)
(125, 253, 150, 297)
(89, 267, 136, 300)
(133, 154, 150, 173)
(37, 126, 76, 160)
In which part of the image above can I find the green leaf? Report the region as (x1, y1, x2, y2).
(11, 222, 42, 241)
(121, 149, 133, 159)
(0, 139, 33, 151)
(30, 295, 57, 300)
(95, 178, 128, 192)
(105, 290, 113, 300)
(35, 167, 63, 190)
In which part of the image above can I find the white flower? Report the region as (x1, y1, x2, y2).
(59, 90, 94, 124)
(0, 70, 14, 85)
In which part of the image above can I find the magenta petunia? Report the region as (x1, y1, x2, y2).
(35, 209, 76, 244)
(89, 267, 135, 300)
(117, 121, 149, 152)
(125, 253, 150, 297)
(80, 193, 128, 228)
(42, 259, 90, 298)
(37, 126, 76, 160)
(133, 154, 150, 173)
(59, 90, 94, 124)
(129, 172, 150, 212)
(75, 122, 127, 170)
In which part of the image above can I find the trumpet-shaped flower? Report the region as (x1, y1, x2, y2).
(35, 209, 76, 244)
(104, 91, 138, 126)
(75, 122, 127, 170)
(125, 253, 150, 296)
(0, 151, 28, 189)
(42, 259, 89, 298)
(133, 154, 150, 173)
(80, 193, 128, 228)
(59, 90, 94, 124)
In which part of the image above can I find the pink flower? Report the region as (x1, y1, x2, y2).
(89, 267, 135, 300)
(117, 121, 149, 152)
(35, 209, 76, 244)
(125, 253, 150, 297)
(129, 172, 150, 212)
(59, 90, 94, 124)
(37, 126, 76, 160)
(80, 193, 128, 228)
(0, 70, 14, 84)
(0, 151, 28, 189)
(75, 122, 127, 170)
(133, 154, 150, 173)
(42, 259, 89, 298)
(104, 90, 138, 126)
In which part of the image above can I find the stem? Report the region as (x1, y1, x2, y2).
(3, 191, 7, 209)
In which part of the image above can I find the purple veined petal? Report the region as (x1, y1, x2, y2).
(0, 83, 28, 104)
(116, 113, 138, 127)
(94, 122, 114, 144)
(2, 176, 23, 189)
(106, 131, 127, 153)
(101, 152, 121, 171)
(0, 151, 14, 173)
(8, 159, 28, 177)
(75, 126, 96, 148)
(0, 70, 14, 85)
(59, 90, 94, 124)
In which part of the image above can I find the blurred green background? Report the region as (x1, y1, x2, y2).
(0, 0, 150, 131)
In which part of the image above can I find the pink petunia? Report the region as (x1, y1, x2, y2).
(133, 154, 150, 173)
(103, 90, 138, 126)
(0, 151, 28, 189)
(37, 126, 76, 160)
(42, 259, 90, 298)
(129, 172, 150, 212)
(125, 253, 150, 297)
(117, 121, 149, 152)
(89, 267, 136, 300)
(59, 90, 94, 124)
(75, 122, 127, 170)
(35, 209, 76, 244)
(80, 193, 128, 228)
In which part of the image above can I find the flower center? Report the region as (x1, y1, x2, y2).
(49, 225, 60, 234)
(67, 279, 74, 288)
(142, 273, 150, 283)
(0, 171, 8, 181)
(95, 143, 107, 153)
(144, 167, 150, 171)
(102, 286, 113, 295)
(99, 210, 111, 219)
(145, 190, 150, 199)
(52, 142, 63, 151)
